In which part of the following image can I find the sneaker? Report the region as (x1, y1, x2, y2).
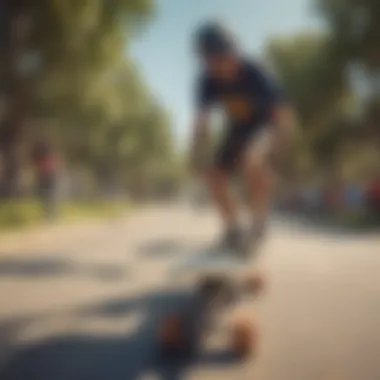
(252, 221, 267, 241)
(219, 225, 243, 251)
(245, 221, 267, 254)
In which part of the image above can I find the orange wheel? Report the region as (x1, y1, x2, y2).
(230, 315, 258, 357)
(158, 314, 185, 350)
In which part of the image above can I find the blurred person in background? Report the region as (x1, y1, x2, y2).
(189, 21, 295, 251)
(31, 139, 61, 220)
(366, 175, 380, 217)
(344, 181, 365, 213)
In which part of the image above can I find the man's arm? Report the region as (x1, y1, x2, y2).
(189, 75, 214, 174)
(250, 62, 295, 151)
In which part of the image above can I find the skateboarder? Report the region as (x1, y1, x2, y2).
(189, 21, 295, 251)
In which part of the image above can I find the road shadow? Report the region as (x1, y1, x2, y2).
(0, 255, 126, 282)
(0, 288, 245, 380)
(138, 238, 201, 258)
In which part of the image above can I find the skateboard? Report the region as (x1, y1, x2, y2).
(157, 244, 266, 359)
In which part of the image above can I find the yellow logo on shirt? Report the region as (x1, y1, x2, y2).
(222, 95, 253, 121)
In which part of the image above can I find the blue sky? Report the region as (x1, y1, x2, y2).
(131, 0, 322, 145)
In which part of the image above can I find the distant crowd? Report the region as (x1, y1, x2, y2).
(278, 178, 380, 218)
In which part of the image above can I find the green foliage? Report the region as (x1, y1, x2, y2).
(1, 0, 182, 198)
(0, 199, 129, 232)
(265, 33, 347, 132)
(0, 200, 42, 230)
(264, 0, 380, 183)
(316, 0, 380, 69)
(265, 32, 376, 179)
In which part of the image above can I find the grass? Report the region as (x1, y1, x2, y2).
(0, 198, 130, 233)
(61, 200, 128, 221)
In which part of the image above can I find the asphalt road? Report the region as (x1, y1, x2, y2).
(0, 205, 379, 380)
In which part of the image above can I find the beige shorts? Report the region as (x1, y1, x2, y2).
(244, 125, 276, 168)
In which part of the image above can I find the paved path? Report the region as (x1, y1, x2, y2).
(0, 205, 379, 380)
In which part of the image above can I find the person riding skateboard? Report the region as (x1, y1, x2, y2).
(189, 21, 295, 251)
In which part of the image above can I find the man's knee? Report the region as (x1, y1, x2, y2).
(242, 151, 276, 193)
(242, 152, 265, 179)
(242, 129, 275, 177)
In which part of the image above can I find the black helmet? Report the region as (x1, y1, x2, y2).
(194, 21, 236, 56)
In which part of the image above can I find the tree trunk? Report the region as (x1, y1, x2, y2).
(0, 0, 28, 198)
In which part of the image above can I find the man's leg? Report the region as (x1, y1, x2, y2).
(204, 134, 242, 248)
(244, 163, 276, 230)
(241, 128, 277, 237)
(206, 168, 237, 227)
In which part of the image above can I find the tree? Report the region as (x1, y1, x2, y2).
(262, 0, 380, 183)
(316, 0, 380, 70)
(0, 0, 155, 197)
(316, 0, 380, 139)
(266, 33, 347, 173)
(265, 30, 379, 182)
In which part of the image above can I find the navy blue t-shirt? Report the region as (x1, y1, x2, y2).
(196, 58, 286, 127)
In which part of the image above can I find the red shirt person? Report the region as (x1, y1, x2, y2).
(31, 140, 60, 219)
(367, 178, 380, 214)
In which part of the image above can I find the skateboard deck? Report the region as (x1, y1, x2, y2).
(169, 239, 264, 287)
(157, 245, 265, 358)
(171, 248, 248, 279)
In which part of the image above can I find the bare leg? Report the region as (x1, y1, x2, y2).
(205, 168, 238, 228)
(242, 130, 277, 231)
(243, 161, 276, 228)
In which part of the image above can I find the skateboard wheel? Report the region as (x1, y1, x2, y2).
(158, 314, 185, 351)
(230, 315, 258, 357)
